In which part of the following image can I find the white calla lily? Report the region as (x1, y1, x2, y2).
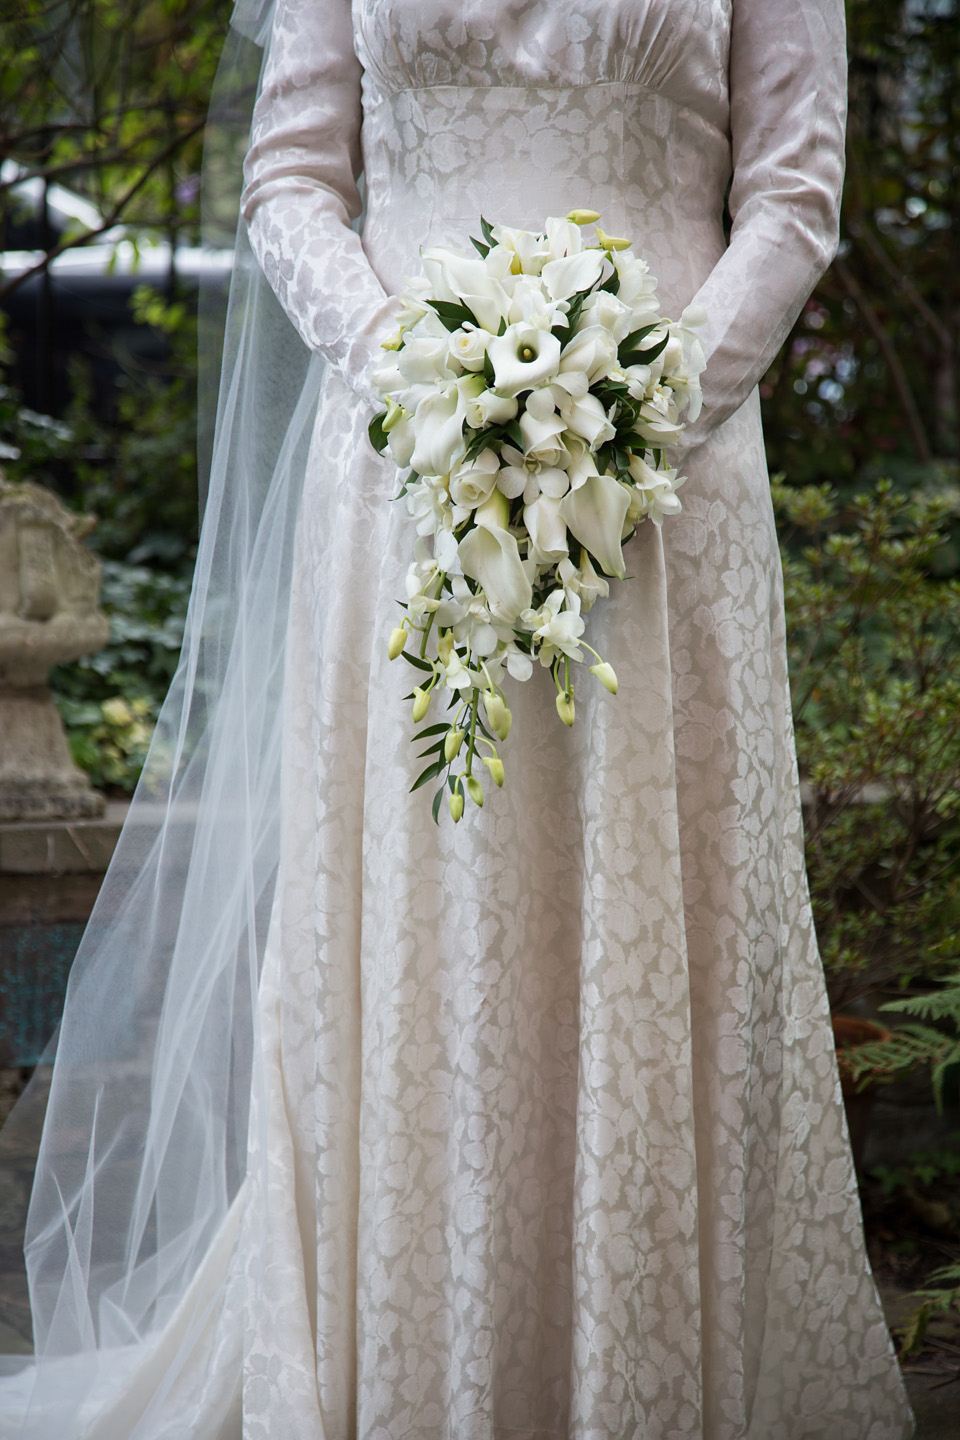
(409, 384, 467, 477)
(541, 248, 605, 301)
(559, 471, 632, 579)
(458, 524, 533, 621)
(524, 494, 569, 566)
(488, 324, 562, 396)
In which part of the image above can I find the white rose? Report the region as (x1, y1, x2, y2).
(397, 335, 456, 386)
(450, 448, 501, 509)
(448, 326, 490, 372)
(462, 385, 519, 429)
(557, 390, 616, 449)
(558, 325, 618, 385)
(578, 290, 633, 343)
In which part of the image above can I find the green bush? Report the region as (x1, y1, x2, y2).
(773, 477, 960, 1009)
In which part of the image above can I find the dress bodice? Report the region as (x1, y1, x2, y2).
(354, 1, 732, 306)
(242, 0, 846, 446)
(353, 0, 730, 118)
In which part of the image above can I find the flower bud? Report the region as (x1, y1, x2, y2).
(483, 692, 506, 733)
(483, 754, 505, 788)
(589, 661, 619, 694)
(437, 630, 454, 665)
(444, 727, 465, 762)
(466, 774, 485, 807)
(595, 225, 631, 251)
(412, 686, 431, 722)
(449, 790, 464, 822)
(387, 626, 407, 660)
(556, 691, 576, 727)
(497, 705, 513, 741)
(380, 330, 404, 351)
(382, 397, 405, 433)
(566, 209, 601, 226)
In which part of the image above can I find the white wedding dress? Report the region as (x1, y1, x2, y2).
(0, 1, 916, 1437)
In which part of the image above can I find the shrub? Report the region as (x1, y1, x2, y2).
(773, 477, 960, 1009)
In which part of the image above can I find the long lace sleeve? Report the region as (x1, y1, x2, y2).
(241, 0, 396, 406)
(683, 0, 847, 449)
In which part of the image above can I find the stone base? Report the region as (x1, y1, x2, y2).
(0, 686, 104, 823)
(0, 781, 104, 824)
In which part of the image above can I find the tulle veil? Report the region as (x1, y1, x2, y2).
(0, 1, 317, 1431)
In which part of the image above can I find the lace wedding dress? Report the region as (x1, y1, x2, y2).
(0, 0, 916, 1437)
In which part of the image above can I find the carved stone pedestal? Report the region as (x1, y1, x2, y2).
(0, 478, 110, 823)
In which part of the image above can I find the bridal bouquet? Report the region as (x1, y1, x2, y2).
(369, 211, 706, 823)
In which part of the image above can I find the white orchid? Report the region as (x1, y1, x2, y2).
(627, 454, 685, 526)
(521, 589, 585, 665)
(558, 552, 610, 611)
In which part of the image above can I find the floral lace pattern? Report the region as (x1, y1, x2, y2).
(236, 1, 915, 1436)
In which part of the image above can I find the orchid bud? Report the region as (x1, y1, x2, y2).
(437, 630, 454, 665)
(556, 691, 576, 727)
(380, 330, 403, 351)
(566, 209, 601, 225)
(444, 727, 466, 762)
(412, 687, 431, 722)
(387, 626, 407, 660)
(466, 774, 484, 807)
(449, 790, 464, 823)
(595, 225, 630, 251)
(483, 754, 505, 788)
(382, 396, 404, 433)
(589, 661, 619, 694)
(497, 705, 513, 740)
(483, 692, 506, 733)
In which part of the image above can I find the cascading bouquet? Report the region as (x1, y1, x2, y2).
(369, 210, 706, 823)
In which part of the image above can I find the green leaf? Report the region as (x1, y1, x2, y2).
(618, 323, 658, 354)
(414, 722, 454, 739)
(402, 652, 435, 673)
(480, 215, 496, 248)
(428, 298, 480, 333)
(504, 419, 523, 449)
(411, 757, 445, 791)
(470, 235, 490, 258)
(368, 412, 389, 453)
(620, 332, 669, 368)
(432, 785, 445, 824)
(482, 350, 496, 386)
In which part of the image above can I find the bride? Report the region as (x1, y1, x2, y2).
(0, 0, 916, 1436)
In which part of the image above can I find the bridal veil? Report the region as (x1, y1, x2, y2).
(0, 3, 315, 1431)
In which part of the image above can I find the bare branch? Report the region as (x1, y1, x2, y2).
(832, 256, 934, 465)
